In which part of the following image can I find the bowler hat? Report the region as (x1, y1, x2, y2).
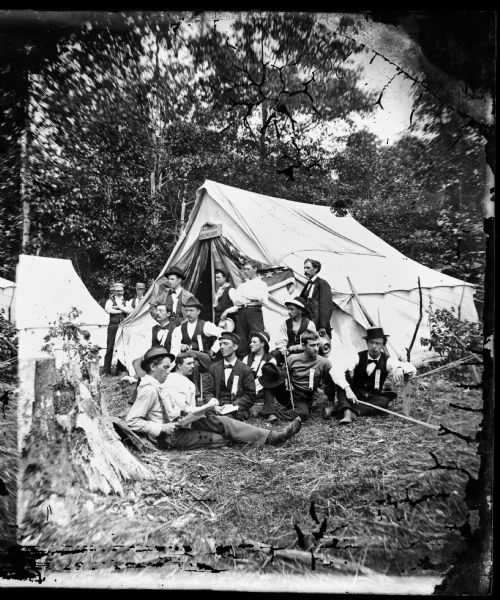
(258, 362, 286, 388)
(249, 330, 270, 350)
(164, 266, 186, 279)
(183, 297, 203, 309)
(219, 330, 240, 346)
(363, 326, 389, 340)
(218, 317, 235, 332)
(140, 346, 175, 372)
(136, 282, 146, 289)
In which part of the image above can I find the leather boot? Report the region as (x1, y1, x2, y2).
(266, 417, 302, 445)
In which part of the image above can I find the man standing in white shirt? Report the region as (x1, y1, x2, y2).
(329, 326, 417, 425)
(126, 282, 146, 312)
(221, 261, 268, 357)
(103, 282, 132, 375)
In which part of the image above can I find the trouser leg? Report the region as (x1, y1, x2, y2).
(333, 387, 394, 417)
(170, 427, 228, 450)
(356, 393, 393, 416)
(194, 414, 269, 444)
(261, 389, 277, 415)
(103, 323, 118, 373)
(268, 384, 311, 421)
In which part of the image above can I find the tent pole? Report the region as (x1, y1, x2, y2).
(210, 240, 215, 323)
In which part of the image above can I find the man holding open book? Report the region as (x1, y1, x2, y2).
(125, 347, 302, 450)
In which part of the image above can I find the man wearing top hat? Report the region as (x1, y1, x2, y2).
(126, 282, 146, 312)
(202, 331, 257, 421)
(259, 330, 336, 422)
(329, 326, 417, 425)
(103, 282, 132, 375)
(125, 346, 302, 449)
(299, 259, 334, 338)
(151, 303, 176, 353)
(149, 266, 195, 326)
(275, 296, 317, 357)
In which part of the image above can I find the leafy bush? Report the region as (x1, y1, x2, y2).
(420, 306, 482, 362)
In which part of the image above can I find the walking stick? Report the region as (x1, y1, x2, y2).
(283, 351, 296, 412)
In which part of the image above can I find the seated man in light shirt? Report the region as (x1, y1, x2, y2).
(275, 296, 317, 357)
(220, 260, 268, 357)
(125, 347, 302, 450)
(329, 326, 417, 425)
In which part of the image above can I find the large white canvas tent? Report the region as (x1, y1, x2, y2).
(115, 180, 478, 373)
(16, 255, 108, 362)
(0, 276, 15, 323)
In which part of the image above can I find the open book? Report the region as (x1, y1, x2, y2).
(218, 404, 238, 415)
(175, 399, 238, 428)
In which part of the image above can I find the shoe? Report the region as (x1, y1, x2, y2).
(322, 405, 334, 420)
(266, 417, 302, 445)
(339, 409, 354, 425)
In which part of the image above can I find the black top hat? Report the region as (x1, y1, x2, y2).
(258, 362, 286, 388)
(219, 330, 241, 346)
(363, 326, 389, 340)
(164, 266, 186, 279)
(140, 346, 175, 372)
(249, 330, 270, 350)
(183, 297, 203, 309)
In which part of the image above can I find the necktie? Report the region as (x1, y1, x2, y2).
(366, 359, 378, 376)
(224, 363, 233, 385)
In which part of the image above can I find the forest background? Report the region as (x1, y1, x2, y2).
(0, 10, 493, 306)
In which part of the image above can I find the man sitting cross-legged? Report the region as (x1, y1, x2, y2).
(329, 326, 417, 425)
(125, 347, 302, 450)
(260, 330, 336, 422)
(202, 331, 257, 421)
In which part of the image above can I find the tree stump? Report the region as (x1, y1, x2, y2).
(18, 357, 151, 527)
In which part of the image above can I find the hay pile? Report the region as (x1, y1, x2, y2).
(20, 373, 482, 578)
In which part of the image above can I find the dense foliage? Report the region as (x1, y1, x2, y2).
(0, 11, 487, 305)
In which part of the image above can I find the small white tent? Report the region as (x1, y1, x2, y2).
(16, 255, 108, 362)
(0, 276, 15, 323)
(115, 180, 478, 372)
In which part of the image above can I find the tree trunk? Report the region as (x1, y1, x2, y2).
(18, 357, 151, 529)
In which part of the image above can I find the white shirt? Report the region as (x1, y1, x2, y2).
(303, 274, 319, 299)
(275, 318, 316, 353)
(126, 296, 145, 312)
(223, 356, 238, 385)
(230, 276, 268, 306)
(330, 350, 417, 390)
(125, 374, 177, 437)
(105, 296, 131, 315)
(155, 323, 172, 345)
(161, 372, 197, 419)
(169, 287, 184, 314)
(170, 319, 223, 356)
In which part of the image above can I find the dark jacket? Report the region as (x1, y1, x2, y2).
(299, 276, 334, 330)
(203, 358, 256, 414)
(348, 350, 389, 396)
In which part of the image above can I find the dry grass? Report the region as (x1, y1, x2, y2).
(18, 372, 482, 579)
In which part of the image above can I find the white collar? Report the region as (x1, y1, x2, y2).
(224, 356, 237, 367)
(140, 374, 161, 388)
(309, 274, 318, 282)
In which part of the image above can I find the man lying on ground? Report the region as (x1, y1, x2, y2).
(329, 326, 417, 425)
(260, 330, 336, 422)
(125, 347, 302, 450)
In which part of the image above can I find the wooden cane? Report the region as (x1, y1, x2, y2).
(354, 398, 440, 431)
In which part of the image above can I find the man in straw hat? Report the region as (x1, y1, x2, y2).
(103, 282, 132, 375)
(126, 346, 302, 449)
(275, 296, 317, 357)
(260, 330, 336, 422)
(149, 265, 195, 326)
(202, 331, 258, 421)
(126, 282, 146, 312)
(329, 326, 417, 425)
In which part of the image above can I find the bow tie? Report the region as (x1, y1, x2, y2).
(224, 363, 234, 370)
(367, 358, 379, 364)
